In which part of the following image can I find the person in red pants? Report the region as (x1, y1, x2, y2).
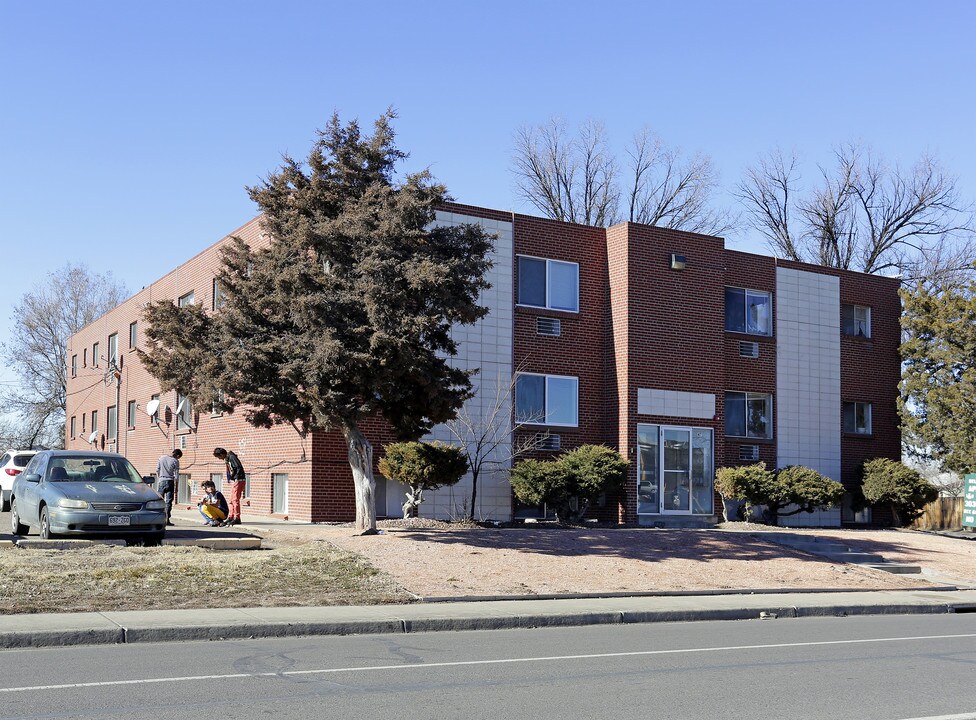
(213, 447, 246, 526)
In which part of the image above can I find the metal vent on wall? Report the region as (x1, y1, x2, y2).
(739, 445, 760, 461)
(537, 317, 561, 337)
(537, 433, 561, 451)
(739, 341, 759, 358)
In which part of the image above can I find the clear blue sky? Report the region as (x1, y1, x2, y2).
(1, 0, 974, 365)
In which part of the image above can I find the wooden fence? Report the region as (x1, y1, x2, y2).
(912, 497, 963, 530)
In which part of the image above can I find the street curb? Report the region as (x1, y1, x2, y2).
(1, 597, 971, 650)
(8, 538, 261, 550)
(163, 538, 262, 550)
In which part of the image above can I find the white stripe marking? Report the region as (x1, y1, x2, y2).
(895, 715, 976, 720)
(2, 632, 976, 695)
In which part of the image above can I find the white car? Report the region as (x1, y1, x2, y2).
(1, 450, 37, 512)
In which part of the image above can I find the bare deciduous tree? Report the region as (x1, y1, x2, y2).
(737, 144, 976, 285)
(513, 119, 733, 234)
(512, 118, 619, 227)
(1, 264, 127, 447)
(443, 371, 551, 521)
(626, 128, 736, 236)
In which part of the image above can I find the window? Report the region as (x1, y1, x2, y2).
(843, 401, 872, 434)
(212, 278, 226, 310)
(212, 389, 225, 415)
(517, 256, 579, 312)
(725, 287, 772, 335)
(71, 354, 77, 378)
(272, 473, 289, 514)
(70, 416, 76, 439)
(843, 304, 871, 338)
(178, 291, 195, 307)
(92, 342, 100, 367)
(107, 333, 118, 366)
(127, 400, 137, 429)
(107, 405, 117, 441)
(178, 473, 191, 504)
(210, 472, 224, 493)
(725, 392, 773, 439)
(129, 321, 138, 349)
(91, 409, 98, 434)
(515, 373, 579, 426)
(176, 392, 193, 430)
(81, 413, 86, 435)
(83, 348, 88, 367)
(150, 393, 160, 425)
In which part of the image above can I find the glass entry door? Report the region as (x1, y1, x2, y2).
(637, 424, 714, 516)
(662, 428, 692, 514)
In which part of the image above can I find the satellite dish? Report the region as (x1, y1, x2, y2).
(175, 397, 186, 415)
(88, 431, 98, 444)
(145, 399, 160, 417)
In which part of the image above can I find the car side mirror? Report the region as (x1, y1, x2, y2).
(23, 473, 40, 484)
(143, 476, 155, 486)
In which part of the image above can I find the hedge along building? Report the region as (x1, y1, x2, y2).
(64, 202, 902, 525)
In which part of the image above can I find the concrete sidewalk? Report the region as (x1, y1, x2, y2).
(3, 588, 976, 650)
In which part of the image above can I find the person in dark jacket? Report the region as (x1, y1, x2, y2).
(155, 449, 182, 526)
(213, 447, 245, 526)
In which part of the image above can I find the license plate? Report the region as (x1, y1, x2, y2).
(108, 516, 131, 526)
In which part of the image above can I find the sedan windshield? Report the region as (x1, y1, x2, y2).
(46, 456, 143, 483)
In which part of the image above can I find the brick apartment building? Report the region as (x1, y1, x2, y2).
(64, 202, 901, 526)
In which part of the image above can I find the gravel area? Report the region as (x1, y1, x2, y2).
(303, 523, 943, 598)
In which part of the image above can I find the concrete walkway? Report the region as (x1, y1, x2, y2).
(3, 588, 976, 650)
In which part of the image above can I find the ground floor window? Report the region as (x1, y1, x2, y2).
(177, 473, 191, 504)
(210, 472, 223, 493)
(272, 473, 288, 514)
(637, 424, 714, 515)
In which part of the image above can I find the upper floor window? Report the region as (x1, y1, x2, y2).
(129, 321, 138, 349)
(725, 287, 772, 336)
(150, 393, 160, 425)
(70, 416, 76, 439)
(176, 392, 193, 430)
(515, 372, 579, 427)
(517, 256, 579, 313)
(178, 291, 195, 307)
(843, 304, 871, 338)
(71, 354, 77, 378)
(843, 401, 872, 434)
(213, 279, 226, 310)
(107, 333, 118, 366)
(107, 405, 118, 441)
(725, 391, 772, 439)
(127, 400, 137, 429)
(92, 342, 100, 367)
(91, 409, 98, 433)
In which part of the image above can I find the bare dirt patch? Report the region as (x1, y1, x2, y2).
(307, 524, 936, 598)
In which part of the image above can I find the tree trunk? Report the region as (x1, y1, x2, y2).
(467, 468, 479, 521)
(342, 423, 377, 535)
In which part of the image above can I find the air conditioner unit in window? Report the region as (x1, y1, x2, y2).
(536, 433, 561, 451)
(739, 445, 760, 461)
(739, 341, 759, 358)
(536, 317, 562, 337)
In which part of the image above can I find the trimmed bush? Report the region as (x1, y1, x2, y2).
(379, 441, 468, 518)
(510, 445, 628, 523)
(861, 458, 938, 526)
(714, 462, 844, 525)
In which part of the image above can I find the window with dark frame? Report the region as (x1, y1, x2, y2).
(843, 304, 871, 338)
(514, 373, 579, 427)
(516, 256, 580, 312)
(129, 321, 138, 349)
(107, 333, 118, 366)
(725, 391, 773, 439)
(107, 405, 117, 441)
(843, 401, 872, 434)
(178, 291, 195, 307)
(150, 393, 160, 424)
(725, 287, 772, 335)
(212, 278, 226, 310)
(127, 400, 137, 429)
(71, 354, 77, 377)
(92, 342, 100, 367)
(70, 416, 76, 438)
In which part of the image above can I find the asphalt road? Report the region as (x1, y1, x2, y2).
(1, 614, 976, 719)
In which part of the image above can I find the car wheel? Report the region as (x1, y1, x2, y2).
(39, 507, 56, 540)
(10, 499, 28, 536)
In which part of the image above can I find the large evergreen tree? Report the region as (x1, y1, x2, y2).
(141, 110, 494, 533)
(901, 279, 976, 474)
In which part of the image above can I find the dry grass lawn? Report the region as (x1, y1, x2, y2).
(0, 536, 410, 614)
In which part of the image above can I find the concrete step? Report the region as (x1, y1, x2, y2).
(821, 552, 888, 564)
(862, 563, 923, 575)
